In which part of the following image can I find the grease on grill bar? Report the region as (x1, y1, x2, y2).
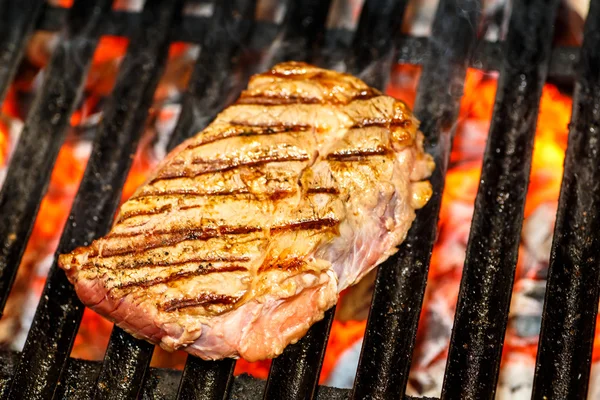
(0, 0, 597, 399)
(0, 0, 111, 318)
(442, 0, 561, 398)
(533, 1, 600, 398)
(352, 1, 479, 399)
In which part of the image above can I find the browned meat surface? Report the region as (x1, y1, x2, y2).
(58, 62, 434, 361)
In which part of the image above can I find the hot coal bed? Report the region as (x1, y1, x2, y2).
(0, 0, 598, 399)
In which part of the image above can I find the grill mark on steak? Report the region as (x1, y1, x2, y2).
(160, 293, 241, 312)
(185, 124, 310, 151)
(114, 265, 247, 289)
(190, 152, 310, 167)
(107, 225, 262, 240)
(82, 255, 251, 270)
(117, 204, 173, 223)
(152, 153, 310, 182)
(122, 189, 328, 223)
(131, 189, 250, 201)
(270, 217, 340, 233)
(100, 228, 262, 257)
(236, 90, 379, 106)
(237, 95, 322, 105)
(326, 147, 391, 160)
(100, 217, 338, 257)
(350, 119, 413, 129)
(306, 187, 340, 195)
(258, 258, 305, 273)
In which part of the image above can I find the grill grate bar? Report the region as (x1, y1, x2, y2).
(166, 1, 258, 399)
(268, 0, 333, 65)
(35, 5, 581, 79)
(0, 0, 45, 104)
(5, 0, 181, 398)
(263, 309, 335, 400)
(93, 327, 155, 400)
(0, 0, 111, 317)
(263, 2, 409, 399)
(350, 1, 479, 399)
(532, 2, 600, 398)
(167, 0, 258, 151)
(177, 353, 237, 400)
(441, 0, 561, 398)
(174, 1, 335, 398)
(89, 1, 185, 396)
(345, 0, 409, 88)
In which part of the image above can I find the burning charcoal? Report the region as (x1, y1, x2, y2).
(496, 354, 535, 400)
(325, 338, 363, 389)
(407, 359, 447, 397)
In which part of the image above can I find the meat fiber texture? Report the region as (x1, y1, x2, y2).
(58, 62, 435, 361)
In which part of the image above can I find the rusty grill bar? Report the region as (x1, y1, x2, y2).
(0, 0, 597, 399)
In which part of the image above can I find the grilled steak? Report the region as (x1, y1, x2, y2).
(58, 62, 434, 361)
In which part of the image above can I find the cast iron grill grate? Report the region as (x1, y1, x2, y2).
(0, 0, 597, 399)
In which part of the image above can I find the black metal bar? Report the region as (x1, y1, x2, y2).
(89, 1, 185, 397)
(174, 1, 333, 399)
(177, 356, 237, 400)
(34, 5, 581, 80)
(267, 0, 333, 65)
(0, 349, 434, 400)
(0, 0, 45, 104)
(441, 0, 561, 399)
(0, 0, 111, 317)
(167, 0, 257, 151)
(168, 2, 257, 399)
(262, 2, 409, 400)
(350, 1, 479, 399)
(532, 2, 600, 398)
(345, 0, 409, 88)
(5, 0, 181, 398)
(263, 309, 335, 400)
(93, 327, 156, 400)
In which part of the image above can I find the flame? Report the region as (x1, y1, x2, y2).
(0, 122, 7, 167)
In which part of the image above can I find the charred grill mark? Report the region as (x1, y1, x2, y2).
(236, 89, 379, 106)
(236, 95, 322, 105)
(306, 187, 340, 195)
(160, 293, 241, 312)
(229, 121, 312, 130)
(185, 124, 310, 151)
(117, 204, 172, 223)
(131, 189, 250, 201)
(101, 226, 262, 257)
(107, 225, 262, 240)
(114, 265, 247, 290)
(258, 258, 306, 273)
(351, 118, 412, 130)
(270, 217, 339, 233)
(82, 255, 251, 270)
(190, 152, 310, 167)
(100, 218, 338, 257)
(327, 147, 390, 160)
(152, 153, 310, 181)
